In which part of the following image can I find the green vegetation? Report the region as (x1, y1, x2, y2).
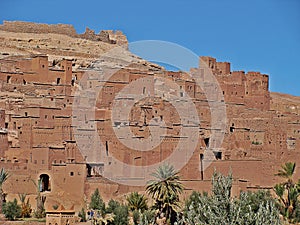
(89, 188, 106, 213)
(178, 171, 281, 225)
(251, 141, 262, 145)
(126, 191, 148, 212)
(0, 168, 9, 213)
(126, 192, 148, 225)
(2, 198, 21, 220)
(2, 162, 299, 224)
(274, 162, 300, 223)
(106, 200, 128, 225)
(32, 178, 46, 218)
(88, 189, 128, 225)
(18, 193, 32, 218)
(146, 163, 183, 224)
(78, 207, 87, 222)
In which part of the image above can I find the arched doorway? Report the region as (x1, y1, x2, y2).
(39, 174, 51, 192)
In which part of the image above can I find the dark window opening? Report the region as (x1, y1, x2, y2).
(230, 127, 235, 133)
(200, 153, 204, 160)
(204, 138, 210, 148)
(87, 164, 92, 177)
(70, 172, 74, 176)
(56, 78, 61, 85)
(214, 151, 222, 160)
(42, 65, 45, 68)
(71, 79, 75, 86)
(25, 112, 28, 116)
(5, 123, 8, 129)
(23, 79, 26, 85)
(7, 76, 11, 84)
(160, 115, 163, 121)
(200, 153, 204, 180)
(40, 174, 51, 192)
(105, 141, 109, 156)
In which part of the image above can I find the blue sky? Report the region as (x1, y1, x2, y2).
(1, 0, 299, 96)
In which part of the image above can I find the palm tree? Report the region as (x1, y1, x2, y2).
(18, 193, 32, 218)
(126, 192, 148, 212)
(0, 168, 9, 213)
(146, 164, 183, 224)
(274, 162, 300, 222)
(276, 162, 295, 183)
(31, 178, 46, 218)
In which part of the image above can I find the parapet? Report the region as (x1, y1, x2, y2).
(0, 21, 77, 36)
(0, 21, 128, 46)
(199, 56, 231, 75)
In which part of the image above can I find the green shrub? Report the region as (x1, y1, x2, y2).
(89, 188, 105, 213)
(2, 198, 21, 220)
(78, 207, 87, 222)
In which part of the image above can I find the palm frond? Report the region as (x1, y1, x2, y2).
(0, 168, 9, 187)
(276, 162, 296, 179)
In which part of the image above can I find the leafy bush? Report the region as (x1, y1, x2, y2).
(52, 204, 59, 210)
(2, 198, 21, 220)
(178, 171, 281, 225)
(78, 207, 87, 222)
(139, 209, 156, 225)
(106, 199, 128, 225)
(89, 188, 105, 213)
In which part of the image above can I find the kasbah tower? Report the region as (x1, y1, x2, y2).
(0, 21, 299, 212)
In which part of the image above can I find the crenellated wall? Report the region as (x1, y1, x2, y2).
(200, 56, 270, 110)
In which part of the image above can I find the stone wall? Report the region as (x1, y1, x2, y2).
(0, 21, 128, 46)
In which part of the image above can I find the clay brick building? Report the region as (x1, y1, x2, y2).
(0, 21, 299, 213)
